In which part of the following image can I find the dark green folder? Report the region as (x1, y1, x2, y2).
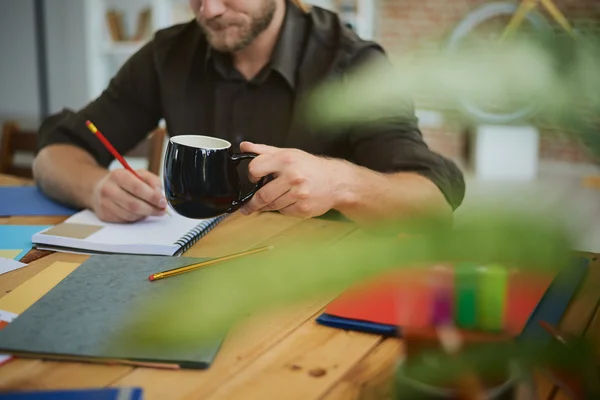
(0, 255, 223, 369)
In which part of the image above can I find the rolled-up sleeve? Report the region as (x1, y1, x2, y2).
(344, 48, 466, 210)
(37, 39, 162, 168)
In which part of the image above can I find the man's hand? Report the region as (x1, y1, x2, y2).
(238, 142, 453, 225)
(239, 142, 350, 218)
(91, 169, 167, 223)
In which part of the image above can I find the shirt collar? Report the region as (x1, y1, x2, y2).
(269, 1, 308, 88)
(204, 0, 308, 88)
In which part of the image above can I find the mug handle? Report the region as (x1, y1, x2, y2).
(227, 153, 267, 213)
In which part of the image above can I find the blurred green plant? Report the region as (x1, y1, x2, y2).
(112, 30, 600, 398)
(116, 209, 573, 347)
(112, 207, 596, 397)
(305, 33, 600, 158)
(114, 33, 600, 349)
(394, 333, 600, 398)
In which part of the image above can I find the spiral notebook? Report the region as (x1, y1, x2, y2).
(31, 209, 225, 256)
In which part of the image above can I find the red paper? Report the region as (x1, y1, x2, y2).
(506, 270, 555, 334)
(325, 267, 555, 336)
(326, 269, 434, 329)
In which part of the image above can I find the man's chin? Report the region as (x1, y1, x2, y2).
(209, 39, 250, 53)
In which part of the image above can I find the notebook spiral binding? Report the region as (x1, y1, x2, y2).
(173, 214, 227, 256)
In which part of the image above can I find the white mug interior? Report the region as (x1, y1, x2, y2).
(170, 135, 231, 150)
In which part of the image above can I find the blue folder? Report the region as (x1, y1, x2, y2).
(317, 257, 590, 339)
(0, 388, 142, 400)
(0, 225, 52, 260)
(517, 256, 590, 342)
(0, 186, 78, 217)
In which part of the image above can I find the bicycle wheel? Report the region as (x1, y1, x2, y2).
(446, 2, 554, 124)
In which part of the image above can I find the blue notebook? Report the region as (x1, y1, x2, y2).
(517, 256, 590, 343)
(0, 388, 142, 399)
(0, 186, 78, 217)
(0, 225, 52, 260)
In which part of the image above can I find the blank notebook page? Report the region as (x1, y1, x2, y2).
(32, 210, 216, 256)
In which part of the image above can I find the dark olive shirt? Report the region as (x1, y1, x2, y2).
(37, 2, 466, 209)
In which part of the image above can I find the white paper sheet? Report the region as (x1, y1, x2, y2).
(0, 257, 27, 276)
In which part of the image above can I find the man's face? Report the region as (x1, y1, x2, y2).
(189, 0, 277, 53)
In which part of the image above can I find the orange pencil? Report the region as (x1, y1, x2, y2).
(85, 120, 170, 216)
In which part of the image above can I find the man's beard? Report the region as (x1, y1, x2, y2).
(200, 1, 277, 53)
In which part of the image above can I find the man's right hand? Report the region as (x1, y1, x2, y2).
(91, 169, 167, 223)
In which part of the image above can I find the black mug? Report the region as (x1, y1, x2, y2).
(163, 135, 266, 219)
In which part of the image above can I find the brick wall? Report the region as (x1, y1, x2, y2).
(373, 0, 600, 165)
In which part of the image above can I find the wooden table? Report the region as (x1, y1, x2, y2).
(0, 173, 598, 400)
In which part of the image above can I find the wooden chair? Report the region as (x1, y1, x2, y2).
(0, 121, 167, 178)
(124, 126, 166, 176)
(146, 127, 166, 175)
(0, 121, 38, 178)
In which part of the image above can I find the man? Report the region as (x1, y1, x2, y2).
(33, 0, 465, 225)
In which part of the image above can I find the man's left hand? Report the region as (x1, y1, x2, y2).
(239, 141, 350, 218)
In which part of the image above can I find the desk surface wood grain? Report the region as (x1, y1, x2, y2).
(0, 173, 597, 399)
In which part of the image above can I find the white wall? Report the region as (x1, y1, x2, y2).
(0, 0, 92, 135)
(0, 0, 41, 129)
(44, 0, 89, 114)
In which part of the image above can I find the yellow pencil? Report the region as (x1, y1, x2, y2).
(148, 245, 274, 282)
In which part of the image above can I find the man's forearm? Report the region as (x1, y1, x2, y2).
(32, 144, 109, 209)
(332, 160, 452, 225)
